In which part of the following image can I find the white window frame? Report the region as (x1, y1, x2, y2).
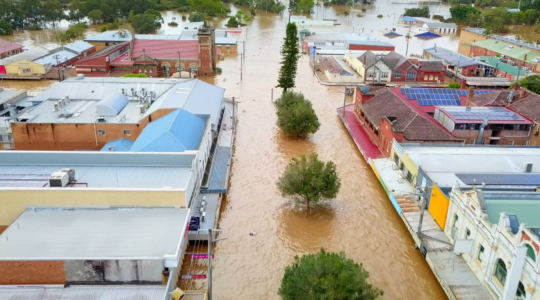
(98, 129, 106, 136)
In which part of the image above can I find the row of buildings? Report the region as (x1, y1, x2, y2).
(0, 77, 235, 299)
(369, 143, 540, 300)
(0, 22, 239, 79)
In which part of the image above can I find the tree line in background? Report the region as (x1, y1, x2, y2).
(289, 0, 315, 13)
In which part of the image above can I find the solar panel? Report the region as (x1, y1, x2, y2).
(407, 94, 416, 100)
(446, 107, 524, 121)
(456, 173, 540, 186)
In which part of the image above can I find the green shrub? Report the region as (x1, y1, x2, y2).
(447, 82, 460, 89)
(100, 25, 107, 32)
(122, 73, 149, 77)
(27, 24, 42, 30)
(377, 14, 383, 18)
(168, 21, 178, 26)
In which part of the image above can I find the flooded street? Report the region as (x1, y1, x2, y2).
(0, 4, 456, 299)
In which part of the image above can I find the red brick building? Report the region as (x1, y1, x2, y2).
(0, 40, 23, 59)
(73, 42, 130, 76)
(353, 87, 461, 156)
(416, 60, 446, 83)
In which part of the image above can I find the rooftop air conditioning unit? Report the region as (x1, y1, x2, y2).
(49, 171, 69, 187)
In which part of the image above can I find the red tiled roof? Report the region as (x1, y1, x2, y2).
(509, 93, 540, 123)
(0, 39, 23, 54)
(418, 60, 445, 72)
(361, 88, 458, 142)
(132, 40, 198, 60)
(468, 91, 511, 107)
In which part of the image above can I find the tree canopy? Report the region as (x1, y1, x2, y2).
(189, 12, 205, 22)
(449, 5, 480, 22)
(519, 75, 540, 94)
(58, 23, 87, 42)
(279, 249, 383, 300)
(0, 20, 13, 35)
(403, 6, 429, 17)
(277, 153, 340, 207)
(188, 0, 227, 16)
(274, 91, 320, 138)
(233, 0, 285, 13)
(290, 0, 315, 13)
(132, 13, 158, 33)
(277, 23, 300, 91)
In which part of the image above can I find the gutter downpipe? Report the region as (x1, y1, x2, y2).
(476, 115, 489, 145)
(93, 120, 98, 147)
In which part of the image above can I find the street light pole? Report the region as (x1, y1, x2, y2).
(53, 55, 61, 82)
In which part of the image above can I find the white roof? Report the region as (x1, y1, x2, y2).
(84, 31, 132, 42)
(32, 50, 77, 66)
(0, 207, 189, 260)
(0, 47, 50, 65)
(424, 22, 457, 29)
(0, 286, 166, 300)
(64, 40, 95, 54)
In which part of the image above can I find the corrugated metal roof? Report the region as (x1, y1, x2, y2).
(0, 286, 165, 300)
(101, 138, 135, 151)
(135, 34, 181, 40)
(0, 151, 195, 189)
(216, 37, 237, 45)
(478, 56, 528, 76)
(472, 39, 540, 63)
(0, 47, 50, 65)
(84, 30, 132, 42)
(424, 46, 479, 67)
(33, 50, 78, 66)
(424, 22, 457, 28)
(0, 207, 188, 260)
(485, 193, 540, 228)
(64, 41, 95, 54)
(130, 109, 207, 152)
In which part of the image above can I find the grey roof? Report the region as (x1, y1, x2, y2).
(423, 46, 479, 67)
(0, 286, 166, 300)
(465, 28, 540, 53)
(18, 77, 223, 125)
(84, 30, 132, 42)
(135, 34, 181, 40)
(0, 207, 189, 260)
(0, 47, 50, 65)
(401, 144, 540, 187)
(216, 37, 237, 45)
(0, 151, 195, 189)
(348, 40, 394, 47)
(182, 22, 204, 30)
(0, 89, 26, 105)
(64, 40, 95, 54)
(424, 22, 457, 29)
(33, 50, 77, 66)
(142, 79, 224, 130)
(437, 106, 529, 123)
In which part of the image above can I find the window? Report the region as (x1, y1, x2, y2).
(367, 71, 375, 78)
(523, 141, 528, 145)
(435, 76, 439, 81)
(424, 75, 428, 80)
(517, 282, 526, 298)
(465, 228, 471, 239)
(395, 71, 402, 78)
(91, 68, 96, 72)
(508, 140, 514, 145)
(7, 134, 12, 141)
(381, 72, 388, 78)
(471, 139, 476, 144)
(98, 129, 106, 136)
(405, 171, 413, 183)
(406, 72, 416, 79)
(0, 135, 3, 141)
(494, 259, 507, 285)
(105, 42, 110, 46)
(123, 130, 131, 136)
(526, 244, 536, 261)
(478, 244, 484, 262)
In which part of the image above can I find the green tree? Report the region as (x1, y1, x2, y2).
(295, 0, 314, 13)
(88, 9, 104, 23)
(274, 91, 320, 137)
(58, 23, 88, 42)
(450, 5, 480, 22)
(277, 154, 339, 207)
(131, 13, 158, 33)
(189, 12, 205, 22)
(519, 75, 540, 93)
(42, 0, 64, 27)
(277, 23, 300, 91)
(68, 0, 85, 22)
(145, 9, 164, 23)
(279, 249, 383, 300)
(226, 16, 239, 27)
(447, 82, 460, 89)
(0, 20, 13, 35)
(403, 6, 429, 18)
(188, 0, 227, 16)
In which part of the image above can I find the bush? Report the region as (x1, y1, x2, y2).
(107, 21, 119, 30)
(357, 14, 363, 17)
(122, 73, 149, 77)
(189, 12, 206, 22)
(377, 14, 383, 18)
(27, 24, 42, 30)
(404, 6, 429, 18)
(132, 14, 158, 33)
(519, 75, 540, 94)
(168, 21, 178, 26)
(100, 25, 107, 32)
(58, 23, 87, 42)
(181, 15, 187, 21)
(447, 82, 460, 89)
(279, 249, 383, 299)
(274, 91, 320, 138)
(226, 16, 240, 27)
(432, 14, 444, 20)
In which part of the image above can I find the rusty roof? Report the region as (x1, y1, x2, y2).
(468, 91, 511, 107)
(509, 93, 540, 123)
(418, 60, 445, 72)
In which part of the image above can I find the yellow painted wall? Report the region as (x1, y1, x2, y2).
(428, 184, 450, 229)
(344, 54, 365, 76)
(390, 142, 419, 179)
(5, 60, 47, 76)
(0, 189, 186, 226)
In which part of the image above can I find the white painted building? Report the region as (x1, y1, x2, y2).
(290, 16, 334, 26)
(445, 187, 540, 300)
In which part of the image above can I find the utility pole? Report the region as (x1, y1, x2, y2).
(288, 8, 291, 23)
(271, 88, 273, 102)
(243, 41, 246, 60)
(177, 51, 181, 78)
(207, 229, 227, 300)
(53, 55, 61, 82)
(342, 86, 347, 118)
(405, 27, 412, 57)
(417, 194, 425, 233)
(232, 97, 235, 128)
(240, 52, 243, 80)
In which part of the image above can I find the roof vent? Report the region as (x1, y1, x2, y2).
(108, 146, 115, 151)
(57, 100, 63, 108)
(53, 103, 59, 112)
(524, 162, 533, 173)
(77, 74, 84, 80)
(61, 109, 73, 118)
(97, 116, 106, 122)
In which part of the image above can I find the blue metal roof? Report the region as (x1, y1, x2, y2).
(130, 109, 207, 152)
(400, 16, 418, 22)
(101, 139, 134, 151)
(415, 32, 442, 38)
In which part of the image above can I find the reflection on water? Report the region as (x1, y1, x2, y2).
(1, 4, 450, 299)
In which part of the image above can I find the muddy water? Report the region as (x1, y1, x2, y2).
(1, 4, 451, 299)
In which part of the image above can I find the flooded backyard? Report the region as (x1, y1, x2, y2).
(0, 2, 473, 299)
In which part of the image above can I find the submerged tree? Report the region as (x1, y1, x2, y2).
(277, 153, 340, 208)
(274, 91, 320, 138)
(276, 22, 300, 91)
(279, 249, 384, 300)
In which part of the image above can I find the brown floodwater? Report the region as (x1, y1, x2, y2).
(0, 4, 467, 299)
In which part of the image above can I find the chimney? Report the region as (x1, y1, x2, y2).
(460, 79, 467, 89)
(513, 83, 520, 91)
(519, 87, 527, 98)
(467, 86, 475, 103)
(356, 86, 375, 104)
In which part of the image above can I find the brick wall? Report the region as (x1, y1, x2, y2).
(0, 261, 66, 285)
(392, 61, 417, 82)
